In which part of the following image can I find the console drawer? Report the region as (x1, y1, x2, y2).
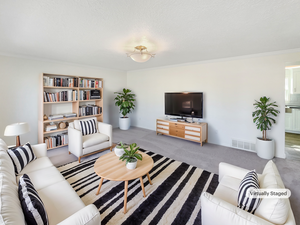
(170, 123, 185, 129)
(157, 120, 169, 126)
(157, 129, 169, 134)
(170, 129, 184, 137)
(185, 130, 200, 136)
(185, 126, 201, 132)
(157, 125, 169, 130)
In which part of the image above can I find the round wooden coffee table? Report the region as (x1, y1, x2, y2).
(94, 152, 154, 213)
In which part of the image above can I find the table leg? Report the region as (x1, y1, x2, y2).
(124, 180, 128, 214)
(96, 177, 104, 195)
(147, 173, 153, 185)
(140, 177, 146, 197)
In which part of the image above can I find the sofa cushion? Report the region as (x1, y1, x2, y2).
(17, 166, 65, 191)
(7, 143, 36, 175)
(214, 175, 240, 206)
(38, 180, 85, 225)
(18, 174, 48, 225)
(0, 150, 26, 225)
(82, 133, 109, 148)
(0, 138, 8, 151)
(19, 157, 53, 175)
(74, 117, 98, 131)
(255, 160, 289, 224)
(237, 170, 261, 214)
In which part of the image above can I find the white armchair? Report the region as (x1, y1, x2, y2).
(201, 161, 296, 225)
(68, 117, 113, 162)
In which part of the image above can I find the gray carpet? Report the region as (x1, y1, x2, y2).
(48, 127, 300, 224)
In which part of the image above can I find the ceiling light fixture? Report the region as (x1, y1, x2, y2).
(126, 45, 155, 63)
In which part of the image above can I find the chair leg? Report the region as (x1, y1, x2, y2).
(78, 157, 81, 163)
(68, 151, 71, 155)
(110, 146, 113, 152)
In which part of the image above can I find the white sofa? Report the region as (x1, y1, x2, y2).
(68, 117, 112, 163)
(201, 160, 296, 225)
(0, 138, 101, 225)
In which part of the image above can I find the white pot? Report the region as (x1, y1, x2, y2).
(126, 160, 137, 170)
(119, 117, 130, 130)
(256, 138, 274, 159)
(114, 146, 125, 157)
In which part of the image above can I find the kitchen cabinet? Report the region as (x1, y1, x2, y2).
(292, 69, 300, 94)
(285, 108, 300, 133)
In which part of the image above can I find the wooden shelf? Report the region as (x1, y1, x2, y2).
(44, 101, 77, 104)
(44, 86, 77, 89)
(79, 114, 102, 119)
(79, 87, 102, 90)
(43, 117, 78, 123)
(44, 128, 68, 134)
(79, 99, 101, 102)
(47, 144, 68, 150)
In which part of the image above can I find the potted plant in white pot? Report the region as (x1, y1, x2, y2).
(114, 142, 129, 157)
(114, 88, 136, 130)
(252, 96, 280, 159)
(119, 143, 142, 170)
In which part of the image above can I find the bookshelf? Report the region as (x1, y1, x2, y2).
(38, 73, 104, 150)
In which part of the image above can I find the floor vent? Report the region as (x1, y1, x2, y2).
(232, 139, 256, 152)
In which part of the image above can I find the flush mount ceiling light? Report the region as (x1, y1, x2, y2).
(126, 45, 155, 63)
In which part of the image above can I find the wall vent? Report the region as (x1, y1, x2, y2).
(231, 139, 256, 152)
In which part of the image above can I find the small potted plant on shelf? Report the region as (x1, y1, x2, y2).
(252, 96, 280, 159)
(114, 142, 129, 157)
(114, 88, 136, 130)
(119, 143, 142, 170)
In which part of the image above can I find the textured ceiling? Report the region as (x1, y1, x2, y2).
(0, 0, 299, 71)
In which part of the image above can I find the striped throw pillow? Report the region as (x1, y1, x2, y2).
(19, 174, 48, 225)
(79, 119, 98, 136)
(7, 143, 36, 175)
(237, 170, 261, 214)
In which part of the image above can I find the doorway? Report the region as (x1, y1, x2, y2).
(285, 64, 300, 160)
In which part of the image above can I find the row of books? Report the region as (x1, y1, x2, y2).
(79, 90, 101, 100)
(48, 113, 77, 120)
(79, 79, 102, 88)
(44, 90, 78, 102)
(44, 76, 79, 87)
(79, 105, 102, 117)
(45, 133, 68, 149)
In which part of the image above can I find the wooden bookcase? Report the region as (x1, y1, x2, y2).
(38, 73, 103, 150)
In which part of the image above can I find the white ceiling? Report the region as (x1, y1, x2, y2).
(0, 0, 299, 71)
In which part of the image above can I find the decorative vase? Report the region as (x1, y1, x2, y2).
(126, 159, 137, 170)
(114, 146, 125, 157)
(119, 117, 130, 130)
(256, 138, 274, 159)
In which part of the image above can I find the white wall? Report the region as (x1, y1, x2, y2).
(127, 51, 300, 158)
(0, 55, 127, 145)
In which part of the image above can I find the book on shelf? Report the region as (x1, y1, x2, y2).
(63, 113, 77, 118)
(44, 133, 68, 149)
(43, 76, 78, 87)
(90, 90, 100, 99)
(79, 105, 102, 117)
(48, 114, 64, 120)
(43, 90, 77, 102)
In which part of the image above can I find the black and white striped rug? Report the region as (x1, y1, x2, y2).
(57, 149, 218, 225)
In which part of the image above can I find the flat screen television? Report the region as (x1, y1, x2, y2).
(165, 92, 203, 118)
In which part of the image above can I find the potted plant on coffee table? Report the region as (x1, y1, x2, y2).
(252, 96, 280, 159)
(114, 142, 129, 157)
(119, 143, 142, 169)
(114, 88, 136, 130)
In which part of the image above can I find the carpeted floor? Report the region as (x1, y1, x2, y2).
(48, 127, 300, 224)
(57, 149, 218, 225)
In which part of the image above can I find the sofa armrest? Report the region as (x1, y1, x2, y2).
(68, 126, 83, 158)
(219, 162, 251, 182)
(31, 143, 47, 158)
(57, 204, 101, 225)
(98, 122, 112, 146)
(201, 192, 273, 225)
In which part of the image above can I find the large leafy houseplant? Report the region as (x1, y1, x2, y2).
(252, 96, 280, 141)
(114, 88, 136, 118)
(119, 143, 142, 164)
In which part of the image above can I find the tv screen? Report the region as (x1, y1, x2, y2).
(165, 92, 203, 118)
